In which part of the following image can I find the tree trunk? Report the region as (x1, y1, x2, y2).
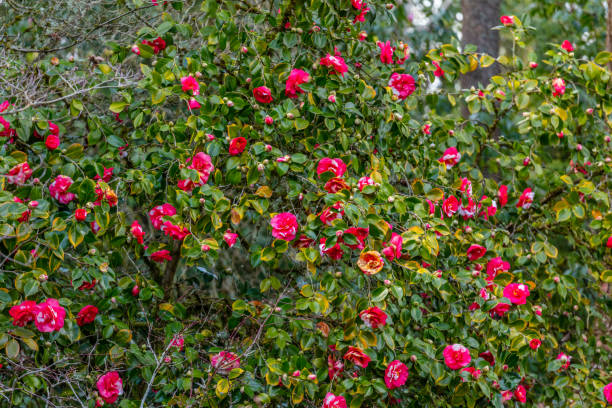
(461, 0, 502, 89)
(607, 0, 612, 71)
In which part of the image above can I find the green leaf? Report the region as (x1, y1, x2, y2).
(109, 101, 128, 113)
(6, 339, 19, 359)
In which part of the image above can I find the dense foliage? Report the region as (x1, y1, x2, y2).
(1, 0, 612, 407)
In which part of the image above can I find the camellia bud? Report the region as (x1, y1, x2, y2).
(387, 196, 395, 203)
(384, 279, 391, 285)
(50, 57, 59, 65)
(39, 274, 48, 282)
(275, 307, 282, 312)
(448, 129, 454, 135)
(553, 276, 560, 283)
(386, 3, 394, 9)
(335, 271, 342, 277)
(503, 364, 508, 371)
(393, 113, 403, 121)
(201, 244, 210, 252)
(523, 157, 530, 166)
(557, 131, 564, 138)
(226, 100, 234, 107)
(110, 297, 117, 304)
(32, 177, 40, 184)
(586, 108, 593, 115)
(28, 200, 39, 208)
(241, 46, 248, 54)
(292, 370, 300, 377)
(307, 374, 317, 381)
(576, 144, 582, 151)
(206, 133, 215, 141)
(246, 77, 252, 83)
(132, 285, 140, 297)
(265, 116, 274, 125)
(298, 193, 304, 201)
(195, 71, 202, 78)
(286, 112, 294, 119)
(199, 198, 206, 204)
(328, 94, 336, 103)
(257, 163, 265, 172)
(410, 355, 417, 362)
(265, 144, 272, 152)
(604, 136, 610, 143)
(472, 270, 480, 277)
(89, 248, 96, 255)
(529, 61, 538, 68)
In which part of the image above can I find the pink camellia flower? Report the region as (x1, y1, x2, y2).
(343, 346, 370, 368)
(517, 188, 534, 209)
(224, 230, 238, 247)
(161, 221, 191, 240)
(443, 344, 471, 370)
(529, 338, 541, 350)
(74, 208, 88, 221)
(322, 393, 347, 408)
(131, 45, 141, 55)
(150, 250, 172, 263)
(439, 147, 461, 169)
(320, 51, 348, 77)
(422, 124, 431, 135)
(358, 31, 367, 41)
(552, 78, 566, 97)
(0, 100, 10, 113)
(327, 94, 336, 103)
(384, 360, 408, 389)
(148, 204, 176, 229)
(514, 385, 527, 403)
(351, 0, 364, 9)
(9, 300, 37, 327)
(210, 351, 241, 375)
(500, 15, 514, 26)
(486, 257, 510, 281)
(442, 196, 459, 217)
(561, 40, 574, 52)
(357, 176, 374, 191)
(170, 335, 184, 351)
(319, 202, 344, 225)
(229, 137, 247, 155)
(603, 382, 612, 404)
(466, 244, 486, 261)
(188, 98, 201, 109)
(359, 306, 387, 329)
(458, 197, 477, 219)
(501, 390, 513, 402)
(382, 232, 402, 261)
(319, 237, 344, 260)
(432, 60, 445, 77)
(353, 5, 370, 24)
(317, 158, 347, 177)
(180, 75, 199, 95)
(460, 367, 481, 381)
(498, 184, 508, 207)
(253, 86, 274, 104)
(285, 69, 310, 98)
(6, 162, 33, 185)
(556, 352, 571, 370)
(49, 175, 75, 204)
(377, 41, 395, 64)
(459, 177, 472, 196)
(503, 283, 530, 305)
(270, 212, 298, 241)
(34, 298, 66, 332)
(130, 220, 145, 244)
(76, 305, 98, 326)
(97, 371, 123, 404)
(388, 73, 415, 100)
(178, 152, 215, 191)
(0, 115, 16, 139)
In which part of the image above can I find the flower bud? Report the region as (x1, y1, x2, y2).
(586, 108, 593, 115)
(111, 297, 116, 304)
(39, 274, 48, 282)
(265, 115, 274, 125)
(410, 354, 417, 362)
(307, 374, 317, 381)
(328, 94, 336, 103)
(286, 112, 294, 119)
(201, 244, 210, 252)
(132, 285, 140, 296)
(384, 279, 391, 285)
(226, 100, 234, 107)
(265, 144, 272, 152)
(386, 3, 394, 9)
(28, 200, 39, 208)
(257, 163, 265, 172)
(195, 71, 202, 78)
(241, 46, 248, 54)
(292, 370, 300, 377)
(529, 61, 538, 68)
(576, 144, 582, 151)
(605, 136, 610, 143)
(553, 276, 560, 283)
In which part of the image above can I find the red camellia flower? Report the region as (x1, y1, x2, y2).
(432, 60, 445, 77)
(500, 15, 514, 26)
(223, 230, 238, 247)
(323, 393, 347, 408)
(319, 237, 344, 260)
(34, 298, 66, 332)
(6, 162, 32, 185)
(438, 147, 461, 169)
(229, 137, 247, 155)
(490, 302, 511, 318)
(320, 50, 348, 76)
(285, 69, 310, 98)
(514, 385, 527, 403)
(561, 40, 574, 52)
(377, 41, 395, 64)
(141, 36, 166, 54)
(74, 208, 87, 221)
(357, 176, 374, 191)
(479, 351, 495, 366)
(97, 371, 123, 404)
(49, 175, 75, 204)
(210, 351, 240, 375)
(442, 196, 459, 217)
(78, 280, 97, 291)
(388, 73, 415, 100)
(556, 352, 571, 370)
(76, 305, 98, 326)
(384, 360, 408, 389)
(517, 188, 535, 209)
(94, 166, 114, 183)
(9, 300, 37, 327)
(324, 177, 350, 193)
(607, 236, 612, 248)
(252, 86, 273, 104)
(443, 344, 471, 370)
(148, 204, 176, 229)
(319, 202, 344, 225)
(178, 152, 214, 191)
(460, 367, 481, 381)
(150, 250, 172, 263)
(502, 390, 514, 402)
(498, 184, 508, 207)
(382, 232, 402, 260)
(466, 244, 486, 261)
(486, 257, 510, 281)
(503, 282, 530, 304)
(170, 335, 184, 351)
(180, 75, 199, 95)
(317, 158, 347, 177)
(353, 5, 370, 24)
(161, 221, 191, 240)
(0, 115, 16, 138)
(359, 306, 387, 329)
(342, 227, 369, 250)
(529, 338, 541, 350)
(130, 220, 145, 244)
(270, 212, 298, 241)
(552, 77, 566, 97)
(603, 382, 612, 404)
(343, 346, 370, 368)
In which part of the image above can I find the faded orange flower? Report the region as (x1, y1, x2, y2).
(317, 321, 330, 337)
(357, 251, 384, 275)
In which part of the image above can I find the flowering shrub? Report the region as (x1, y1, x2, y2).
(0, 1, 611, 407)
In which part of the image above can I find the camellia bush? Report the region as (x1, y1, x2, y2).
(1, 0, 612, 407)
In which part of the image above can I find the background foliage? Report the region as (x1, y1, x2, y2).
(1, 0, 611, 407)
